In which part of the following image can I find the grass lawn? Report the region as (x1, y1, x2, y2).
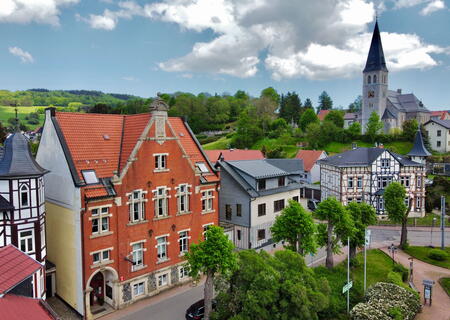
(384, 141, 413, 155)
(323, 140, 413, 155)
(352, 249, 397, 288)
(376, 212, 443, 227)
(403, 246, 450, 269)
(0, 105, 46, 130)
(203, 136, 232, 150)
(439, 278, 450, 297)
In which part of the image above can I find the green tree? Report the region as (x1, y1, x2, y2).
(0, 122, 7, 143)
(315, 198, 354, 268)
(402, 119, 418, 141)
(271, 200, 317, 255)
(213, 250, 330, 320)
(299, 108, 319, 131)
(305, 122, 322, 149)
(232, 107, 263, 148)
(304, 98, 313, 109)
(279, 92, 302, 124)
(348, 96, 362, 113)
(318, 91, 333, 111)
(346, 121, 361, 140)
(346, 202, 377, 259)
(186, 225, 236, 320)
(260, 87, 280, 105)
(365, 111, 383, 143)
(384, 182, 411, 249)
(324, 110, 344, 128)
(234, 90, 249, 100)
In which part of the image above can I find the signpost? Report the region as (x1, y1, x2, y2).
(342, 281, 353, 294)
(364, 229, 371, 293)
(441, 196, 446, 250)
(346, 237, 350, 313)
(422, 279, 435, 306)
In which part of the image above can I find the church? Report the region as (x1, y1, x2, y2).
(361, 21, 431, 133)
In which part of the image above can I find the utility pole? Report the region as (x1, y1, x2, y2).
(442, 196, 446, 250)
(347, 237, 350, 314)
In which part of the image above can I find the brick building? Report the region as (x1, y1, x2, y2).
(36, 99, 219, 319)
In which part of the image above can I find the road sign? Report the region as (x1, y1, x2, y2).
(423, 279, 435, 286)
(365, 230, 371, 246)
(342, 281, 353, 294)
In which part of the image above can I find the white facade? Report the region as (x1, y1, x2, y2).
(424, 121, 450, 153)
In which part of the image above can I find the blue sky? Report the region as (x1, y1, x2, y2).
(0, 0, 449, 110)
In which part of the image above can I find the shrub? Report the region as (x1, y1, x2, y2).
(350, 282, 421, 320)
(428, 249, 449, 261)
(387, 271, 403, 286)
(393, 264, 409, 282)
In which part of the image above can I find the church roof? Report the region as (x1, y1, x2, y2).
(0, 132, 48, 178)
(407, 129, 431, 157)
(363, 21, 388, 73)
(387, 91, 430, 114)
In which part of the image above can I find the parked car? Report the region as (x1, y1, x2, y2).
(185, 299, 216, 320)
(307, 199, 320, 211)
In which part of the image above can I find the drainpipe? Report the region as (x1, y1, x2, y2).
(82, 194, 87, 319)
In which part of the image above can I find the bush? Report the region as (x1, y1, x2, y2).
(428, 249, 449, 261)
(393, 264, 409, 282)
(387, 271, 403, 286)
(350, 282, 421, 320)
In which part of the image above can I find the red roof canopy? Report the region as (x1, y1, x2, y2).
(317, 110, 331, 121)
(205, 149, 265, 162)
(431, 111, 449, 120)
(0, 295, 53, 320)
(0, 245, 42, 295)
(295, 150, 326, 172)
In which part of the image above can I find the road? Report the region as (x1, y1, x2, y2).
(104, 227, 450, 320)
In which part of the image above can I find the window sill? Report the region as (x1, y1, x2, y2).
(153, 215, 171, 221)
(156, 258, 170, 265)
(178, 252, 187, 258)
(90, 260, 114, 269)
(176, 211, 191, 216)
(153, 169, 170, 173)
(90, 231, 114, 239)
(131, 265, 147, 273)
(201, 210, 215, 215)
(127, 220, 149, 226)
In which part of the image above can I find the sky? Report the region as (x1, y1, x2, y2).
(0, 0, 449, 110)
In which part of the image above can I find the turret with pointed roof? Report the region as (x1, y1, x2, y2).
(363, 20, 388, 73)
(407, 128, 431, 165)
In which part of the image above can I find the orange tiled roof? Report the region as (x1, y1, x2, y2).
(84, 186, 109, 199)
(54, 112, 216, 184)
(205, 149, 265, 162)
(317, 110, 331, 121)
(295, 150, 326, 172)
(431, 111, 449, 120)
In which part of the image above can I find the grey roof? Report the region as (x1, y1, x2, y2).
(0, 195, 14, 211)
(344, 113, 359, 120)
(387, 91, 430, 114)
(407, 129, 431, 157)
(364, 21, 388, 73)
(425, 119, 450, 129)
(318, 147, 423, 167)
(381, 106, 397, 120)
(218, 161, 259, 198)
(227, 159, 302, 179)
(0, 132, 48, 178)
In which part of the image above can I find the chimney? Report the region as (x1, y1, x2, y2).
(150, 95, 169, 139)
(397, 89, 402, 94)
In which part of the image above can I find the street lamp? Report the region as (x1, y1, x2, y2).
(430, 217, 437, 248)
(388, 243, 397, 265)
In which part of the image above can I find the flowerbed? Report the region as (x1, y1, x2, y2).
(350, 282, 421, 320)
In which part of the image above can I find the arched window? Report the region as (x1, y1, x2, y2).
(20, 184, 29, 207)
(367, 75, 371, 84)
(373, 74, 377, 83)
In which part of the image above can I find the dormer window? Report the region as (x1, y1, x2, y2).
(278, 176, 285, 187)
(196, 162, 209, 173)
(20, 185, 29, 207)
(82, 170, 99, 184)
(258, 179, 266, 191)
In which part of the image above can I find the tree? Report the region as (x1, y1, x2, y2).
(271, 200, 317, 255)
(365, 111, 383, 143)
(315, 198, 354, 268)
(348, 96, 362, 113)
(317, 91, 333, 111)
(260, 87, 280, 105)
(384, 182, 411, 249)
(232, 107, 263, 148)
(305, 122, 322, 149)
(299, 108, 319, 131)
(234, 90, 249, 100)
(304, 98, 313, 109)
(346, 121, 361, 140)
(324, 110, 344, 128)
(402, 119, 418, 141)
(185, 225, 236, 320)
(89, 103, 110, 114)
(213, 250, 330, 320)
(0, 122, 7, 143)
(279, 92, 302, 124)
(346, 202, 377, 259)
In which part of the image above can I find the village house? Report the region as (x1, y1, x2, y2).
(36, 99, 219, 319)
(295, 150, 327, 183)
(215, 159, 305, 250)
(424, 119, 450, 153)
(319, 131, 429, 218)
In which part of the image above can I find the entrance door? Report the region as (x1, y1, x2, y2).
(46, 274, 53, 297)
(89, 272, 104, 306)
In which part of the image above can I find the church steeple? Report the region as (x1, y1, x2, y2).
(363, 20, 388, 73)
(407, 128, 431, 165)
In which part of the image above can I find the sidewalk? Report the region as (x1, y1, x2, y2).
(380, 247, 450, 320)
(370, 225, 450, 231)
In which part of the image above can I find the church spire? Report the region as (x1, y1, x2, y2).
(407, 127, 431, 158)
(363, 20, 388, 73)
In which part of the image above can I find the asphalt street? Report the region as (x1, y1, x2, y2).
(108, 227, 450, 320)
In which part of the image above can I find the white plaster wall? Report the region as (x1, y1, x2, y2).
(36, 110, 84, 315)
(250, 189, 300, 226)
(310, 152, 327, 183)
(424, 122, 450, 153)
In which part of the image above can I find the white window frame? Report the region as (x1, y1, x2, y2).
(202, 223, 214, 239)
(157, 273, 169, 288)
(91, 207, 110, 235)
(19, 229, 34, 253)
(380, 158, 390, 168)
(40, 224, 46, 249)
(416, 197, 421, 209)
(176, 184, 190, 214)
(400, 176, 410, 187)
(178, 265, 189, 280)
(156, 235, 168, 262)
(196, 162, 209, 173)
(417, 176, 422, 187)
(91, 248, 112, 265)
(20, 184, 29, 207)
(131, 242, 145, 271)
(347, 177, 354, 188)
(127, 190, 146, 223)
(154, 187, 169, 218)
(201, 190, 214, 213)
(378, 198, 384, 211)
(132, 281, 145, 297)
(178, 230, 190, 254)
(357, 177, 362, 188)
(154, 153, 168, 171)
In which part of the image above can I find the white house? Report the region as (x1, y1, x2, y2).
(295, 150, 327, 183)
(424, 119, 450, 153)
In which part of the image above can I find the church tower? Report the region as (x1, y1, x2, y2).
(362, 21, 389, 133)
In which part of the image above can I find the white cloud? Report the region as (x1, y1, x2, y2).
(420, 0, 445, 15)
(122, 76, 138, 81)
(0, 0, 79, 26)
(82, 0, 448, 80)
(8, 46, 34, 63)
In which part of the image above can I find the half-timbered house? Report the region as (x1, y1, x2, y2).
(36, 99, 219, 319)
(319, 146, 426, 218)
